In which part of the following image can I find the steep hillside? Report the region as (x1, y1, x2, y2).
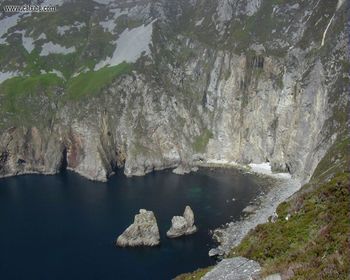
(0, 0, 348, 183)
(176, 136, 349, 279)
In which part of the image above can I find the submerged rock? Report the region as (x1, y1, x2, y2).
(116, 209, 160, 247)
(167, 206, 197, 238)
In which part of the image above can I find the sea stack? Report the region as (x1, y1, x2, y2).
(116, 209, 160, 247)
(167, 206, 197, 238)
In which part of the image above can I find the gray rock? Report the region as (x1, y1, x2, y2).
(202, 257, 261, 280)
(172, 165, 199, 175)
(167, 206, 197, 238)
(243, 205, 257, 214)
(264, 274, 282, 280)
(116, 209, 160, 247)
(208, 248, 224, 257)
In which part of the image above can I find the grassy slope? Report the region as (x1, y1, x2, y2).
(231, 173, 349, 279)
(229, 136, 350, 279)
(177, 136, 349, 279)
(0, 63, 132, 124)
(0, 74, 64, 128)
(66, 63, 132, 100)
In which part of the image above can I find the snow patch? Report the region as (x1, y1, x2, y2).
(57, 25, 70, 36)
(38, 33, 47, 40)
(57, 22, 86, 35)
(74, 21, 86, 30)
(0, 71, 21, 84)
(94, 21, 155, 70)
(15, 30, 35, 53)
(195, 17, 205, 26)
(40, 42, 76, 56)
(0, 13, 22, 44)
(99, 8, 128, 33)
(337, 0, 345, 10)
(100, 8, 128, 33)
(50, 69, 65, 79)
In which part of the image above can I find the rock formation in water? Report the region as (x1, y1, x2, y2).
(116, 209, 160, 247)
(167, 206, 197, 238)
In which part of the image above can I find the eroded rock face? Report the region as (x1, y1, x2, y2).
(167, 206, 197, 238)
(116, 209, 160, 247)
(0, 127, 64, 178)
(0, 0, 347, 183)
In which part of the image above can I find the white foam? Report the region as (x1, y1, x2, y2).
(249, 162, 291, 179)
(206, 159, 238, 166)
(40, 41, 76, 56)
(0, 71, 21, 84)
(94, 21, 154, 70)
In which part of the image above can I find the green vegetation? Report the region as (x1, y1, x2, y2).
(192, 129, 213, 153)
(311, 137, 349, 183)
(0, 73, 64, 127)
(176, 136, 349, 279)
(66, 63, 133, 100)
(0, 63, 133, 127)
(230, 172, 350, 279)
(0, 74, 62, 98)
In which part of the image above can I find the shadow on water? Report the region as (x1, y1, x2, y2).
(0, 168, 262, 280)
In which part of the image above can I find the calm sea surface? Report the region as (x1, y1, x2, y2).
(0, 168, 261, 280)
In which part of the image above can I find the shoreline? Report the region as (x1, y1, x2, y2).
(199, 161, 301, 257)
(0, 161, 302, 259)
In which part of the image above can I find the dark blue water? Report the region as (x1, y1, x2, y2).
(0, 168, 261, 280)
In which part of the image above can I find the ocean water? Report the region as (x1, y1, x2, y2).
(0, 168, 261, 280)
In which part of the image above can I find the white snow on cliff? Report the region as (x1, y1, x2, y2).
(40, 42, 76, 56)
(99, 8, 128, 33)
(94, 21, 154, 70)
(0, 71, 21, 84)
(0, 14, 22, 44)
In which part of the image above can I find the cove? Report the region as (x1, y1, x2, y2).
(0, 168, 262, 280)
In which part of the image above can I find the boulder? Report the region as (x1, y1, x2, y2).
(116, 209, 160, 247)
(167, 206, 197, 238)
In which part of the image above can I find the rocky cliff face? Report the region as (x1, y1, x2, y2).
(0, 0, 348, 182)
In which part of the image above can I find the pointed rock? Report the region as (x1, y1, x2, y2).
(167, 206, 197, 238)
(116, 209, 160, 247)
